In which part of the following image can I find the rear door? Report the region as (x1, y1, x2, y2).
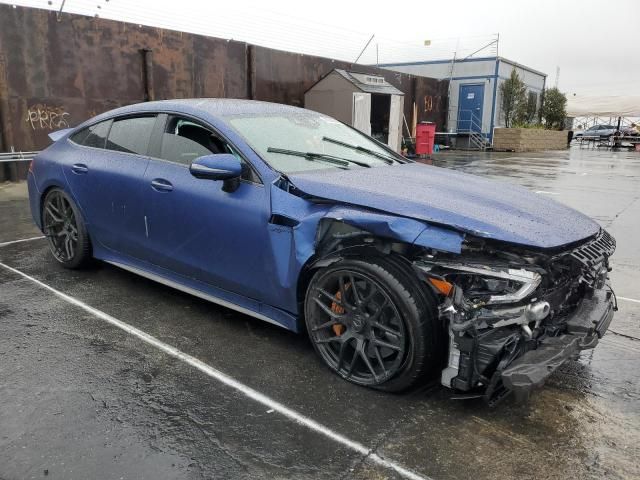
(66, 115, 156, 255)
(64, 120, 113, 232)
(140, 114, 271, 300)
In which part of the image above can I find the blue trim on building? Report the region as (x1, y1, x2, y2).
(451, 74, 497, 81)
(378, 56, 497, 67)
(497, 76, 543, 91)
(443, 73, 542, 90)
(489, 58, 500, 143)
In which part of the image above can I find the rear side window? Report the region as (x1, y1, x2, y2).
(70, 121, 111, 148)
(106, 116, 156, 156)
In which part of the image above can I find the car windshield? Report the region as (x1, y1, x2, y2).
(226, 112, 403, 173)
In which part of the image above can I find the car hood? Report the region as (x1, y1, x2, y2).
(288, 163, 600, 249)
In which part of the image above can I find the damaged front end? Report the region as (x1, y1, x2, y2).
(415, 229, 617, 405)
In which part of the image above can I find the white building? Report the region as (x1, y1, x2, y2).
(381, 56, 546, 145)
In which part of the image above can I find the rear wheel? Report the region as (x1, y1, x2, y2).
(304, 257, 440, 392)
(42, 188, 92, 269)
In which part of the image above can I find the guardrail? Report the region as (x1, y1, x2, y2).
(0, 151, 39, 182)
(0, 151, 39, 163)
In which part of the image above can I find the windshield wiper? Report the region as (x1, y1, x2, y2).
(266, 147, 371, 168)
(321, 136, 401, 164)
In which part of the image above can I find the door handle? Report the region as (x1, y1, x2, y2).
(151, 178, 173, 192)
(71, 163, 88, 174)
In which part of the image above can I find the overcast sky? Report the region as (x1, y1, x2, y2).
(7, 0, 640, 96)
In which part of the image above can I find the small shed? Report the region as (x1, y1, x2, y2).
(304, 69, 405, 152)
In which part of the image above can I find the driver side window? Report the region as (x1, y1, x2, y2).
(158, 116, 259, 183)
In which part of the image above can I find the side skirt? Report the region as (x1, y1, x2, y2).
(103, 259, 298, 332)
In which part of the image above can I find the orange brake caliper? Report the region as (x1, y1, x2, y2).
(331, 287, 348, 336)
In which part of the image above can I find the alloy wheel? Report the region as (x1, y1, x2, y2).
(307, 269, 407, 386)
(43, 191, 79, 262)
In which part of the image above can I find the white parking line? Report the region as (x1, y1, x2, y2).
(0, 235, 45, 247)
(619, 296, 640, 304)
(0, 261, 431, 480)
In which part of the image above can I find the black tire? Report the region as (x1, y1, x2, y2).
(41, 188, 92, 269)
(304, 256, 441, 392)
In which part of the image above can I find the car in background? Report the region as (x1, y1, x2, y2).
(27, 99, 616, 405)
(576, 125, 617, 138)
(575, 124, 637, 139)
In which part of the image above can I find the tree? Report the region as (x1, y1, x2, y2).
(524, 91, 539, 124)
(540, 87, 567, 129)
(499, 69, 526, 128)
(513, 92, 537, 126)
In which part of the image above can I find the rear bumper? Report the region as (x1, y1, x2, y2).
(500, 287, 615, 401)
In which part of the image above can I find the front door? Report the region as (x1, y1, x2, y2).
(140, 115, 270, 301)
(457, 84, 484, 133)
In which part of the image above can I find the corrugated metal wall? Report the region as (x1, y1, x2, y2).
(0, 4, 448, 181)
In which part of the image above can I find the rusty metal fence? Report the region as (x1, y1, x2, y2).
(0, 4, 449, 182)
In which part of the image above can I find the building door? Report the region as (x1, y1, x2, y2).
(352, 92, 371, 135)
(388, 94, 404, 152)
(457, 84, 484, 133)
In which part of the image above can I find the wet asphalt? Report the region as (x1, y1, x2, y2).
(1, 146, 639, 480)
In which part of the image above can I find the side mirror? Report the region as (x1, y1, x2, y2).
(190, 154, 243, 192)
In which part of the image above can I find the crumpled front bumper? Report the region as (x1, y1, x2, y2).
(500, 287, 616, 401)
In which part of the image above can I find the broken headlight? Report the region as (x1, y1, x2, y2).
(417, 261, 547, 393)
(417, 262, 542, 305)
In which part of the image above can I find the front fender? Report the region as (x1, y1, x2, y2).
(266, 181, 465, 315)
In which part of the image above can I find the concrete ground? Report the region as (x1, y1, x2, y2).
(1, 147, 639, 480)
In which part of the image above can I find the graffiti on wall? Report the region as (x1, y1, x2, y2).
(424, 95, 443, 112)
(25, 104, 70, 130)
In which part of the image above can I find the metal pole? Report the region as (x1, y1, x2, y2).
(462, 37, 498, 60)
(246, 44, 255, 100)
(141, 49, 154, 101)
(57, 0, 67, 21)
(353, 34, 375, 64)
(0, 56, 17, 181)
(445, 39, 459, 133)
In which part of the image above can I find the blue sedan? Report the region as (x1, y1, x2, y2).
(28, 99, 616, 403)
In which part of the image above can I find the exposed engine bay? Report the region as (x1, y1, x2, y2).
(414, 229, 617, 405)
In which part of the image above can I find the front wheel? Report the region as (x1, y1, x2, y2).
(42, 188, 92, 269)
(304, 257, 441, 392)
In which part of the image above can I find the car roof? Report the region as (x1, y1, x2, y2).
(91, 98, 310, 122)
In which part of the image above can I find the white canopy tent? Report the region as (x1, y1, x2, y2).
(566, 95, 640, 117)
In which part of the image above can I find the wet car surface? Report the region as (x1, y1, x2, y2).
(1, 147, 639, 479)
